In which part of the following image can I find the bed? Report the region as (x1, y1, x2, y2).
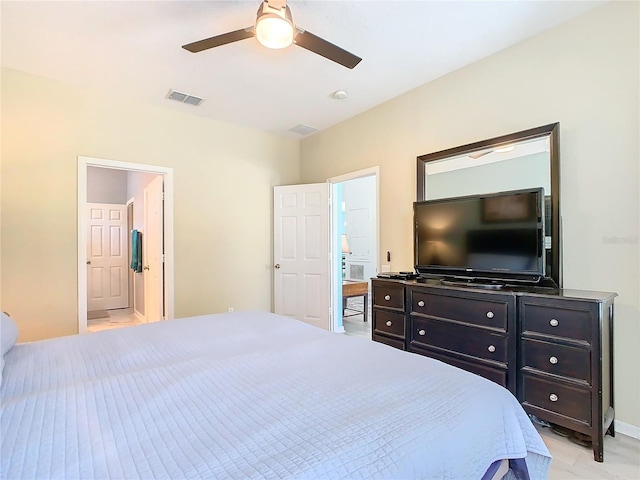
(0, 311, 551, 479)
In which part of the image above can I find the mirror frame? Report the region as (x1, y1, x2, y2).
(417, 123, 561, 287)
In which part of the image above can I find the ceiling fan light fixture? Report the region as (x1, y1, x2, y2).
(184, 0, 362, 69)
(255, 4, 294, 49)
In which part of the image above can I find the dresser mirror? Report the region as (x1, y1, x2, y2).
(417, 123, 560, 287)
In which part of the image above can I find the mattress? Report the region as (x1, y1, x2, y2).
(1, 311, 551, 479)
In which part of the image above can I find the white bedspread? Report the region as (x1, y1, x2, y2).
(1, 311, 551, 479)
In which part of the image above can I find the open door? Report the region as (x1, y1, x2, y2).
(273, 183, 331, 330)
(143, 176, 164, 322)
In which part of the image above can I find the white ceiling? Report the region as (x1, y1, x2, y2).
(1, 0, 606, 138)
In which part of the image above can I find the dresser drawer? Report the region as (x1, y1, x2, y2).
(522, 338, 591, 383)
(373, 310, 405, 338)
(373, 284, 404, 310)
(521, 301, 592, 343)
(416, 348, 508, 388)
(410, 317, 507, 364)
(521, 374, 591, 425)
(373, 333, 405, 351)
(410, 291, 508, 330)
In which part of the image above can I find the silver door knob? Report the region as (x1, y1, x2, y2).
(486, 311, 494, 319)
(274, 264, 280, 269)
(487, 345, 496, 353)
(417, 300, 425, 307)
(549, 356, 558, 364)
(386, 320, 392, 327)
(418, 329, 426, 336)
(143, 265, 150, 271)
(549, 394, 558, 402)
(384, 295, 391, 301)
(550, 318, 559, 327)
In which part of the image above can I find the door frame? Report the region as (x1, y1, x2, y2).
(77, 156, 174, 334)
(327, 166, 380, 333)
(126, 198, 135, 314)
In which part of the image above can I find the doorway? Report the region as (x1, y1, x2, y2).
(329, 167, 379, 334)
(272, 168, 378, 333)
(77, 156, 174, 334)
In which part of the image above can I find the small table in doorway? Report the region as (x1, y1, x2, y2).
(342, 280, 369, 322)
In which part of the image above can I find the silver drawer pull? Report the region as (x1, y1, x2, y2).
(486, 311, 494, 319)
(550, 318, 559, 327)
(487, 345, 496, 353)
(384, 295, 391, 301)
(418, 329, 426, 336)
(549, 393, 558, 402)
(549, 356, 558, 365)
(417, 300, 425, 307)
(386, 320, 392, 327)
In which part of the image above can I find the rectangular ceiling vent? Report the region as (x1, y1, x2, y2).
(289, 124, 318, 136)
(166, 89, 204, 106)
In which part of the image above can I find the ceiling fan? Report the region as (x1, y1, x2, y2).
(182, 0, 362, 69)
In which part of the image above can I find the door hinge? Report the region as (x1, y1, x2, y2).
(162, 254, 165, 263)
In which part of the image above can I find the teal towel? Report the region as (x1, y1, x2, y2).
(130, 230, 142, 273)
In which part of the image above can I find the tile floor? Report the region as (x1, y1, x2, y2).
(537, 424, 640, 479)
(342, 296, 371, 338)
(87, 307, 144, 332)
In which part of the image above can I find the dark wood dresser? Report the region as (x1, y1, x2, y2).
(371, 278, 616, 462)
(408, 286, 517, 394)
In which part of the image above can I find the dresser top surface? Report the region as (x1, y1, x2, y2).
(371, 278, 617, 302)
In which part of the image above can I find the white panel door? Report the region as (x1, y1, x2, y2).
(143, 176, 164, 322)
(274, 184, 331, 330)
(87, 203, 128, 310)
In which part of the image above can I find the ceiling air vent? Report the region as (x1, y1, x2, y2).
(166, 89, 204, 106)
(289, 124, 317, 136)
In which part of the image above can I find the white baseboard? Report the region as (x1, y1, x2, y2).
(616, 420, 640, 440)
(134, 309, 146, 324)
(334, 326, 345, 334)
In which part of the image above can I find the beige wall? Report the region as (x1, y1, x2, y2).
(1, 68, 300, 341)
(300, 2, 639, 428)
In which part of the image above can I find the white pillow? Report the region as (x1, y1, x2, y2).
(1, 312, 18, 387)
(1, 312, 19, 356)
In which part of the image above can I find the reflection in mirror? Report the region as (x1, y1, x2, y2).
(417, 123, 560, 287)
(424, 137, 550, 200)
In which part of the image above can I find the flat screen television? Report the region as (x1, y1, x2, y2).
(414, 188, 545, 285)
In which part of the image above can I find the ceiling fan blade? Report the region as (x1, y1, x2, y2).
(294, 29, 362, 69)
(182, 27, 254, 53)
